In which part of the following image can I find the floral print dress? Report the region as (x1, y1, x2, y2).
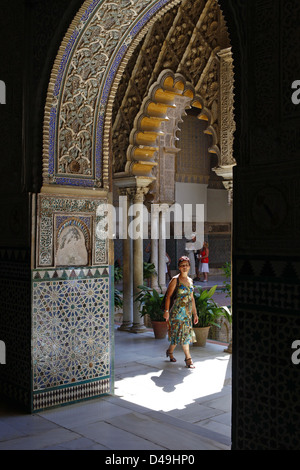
(168, 281, 194, 345)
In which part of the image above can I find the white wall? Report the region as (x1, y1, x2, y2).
(207, 188, 232, 223)
(175, 183, 232, 224)
(175, 182, 208, 220)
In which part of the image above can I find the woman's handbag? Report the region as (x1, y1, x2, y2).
(160, 276, 179, 312)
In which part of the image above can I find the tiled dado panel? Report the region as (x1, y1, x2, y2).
(31, 267, 113, 411)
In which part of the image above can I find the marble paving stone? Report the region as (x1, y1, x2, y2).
(0, 414, 58, 436)
(72, 419, 165, 450)
(114, 363, 158, 379)
(0, 421, 26, 442)
(106, 411, 228, 450)
(195, 385, 231, 405)
(195, 419, 231, 438)
(145, 409, 231, 447)
(39, 399, 131, 429)
(42, 437, 109, 450)
(167, 403, 225, 422)
(202, 393, 231, 413)
(0, 427, 81, 450)
(211, 411, 231, 426)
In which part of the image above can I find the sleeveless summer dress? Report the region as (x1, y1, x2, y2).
(168, 281, 194, 345)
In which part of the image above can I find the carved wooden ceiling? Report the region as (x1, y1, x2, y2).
(111, 0, 230, 175)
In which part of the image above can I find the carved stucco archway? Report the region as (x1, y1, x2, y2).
(43, 0, 185, 191)
(42, 0, 235, 195)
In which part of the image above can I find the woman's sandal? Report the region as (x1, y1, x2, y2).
(184, 357, 195, 368)
(166, 349, 176, 362)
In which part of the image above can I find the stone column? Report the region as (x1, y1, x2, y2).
(130, 186, 148, 333)
(223, 180, 233, 206)
(158, 209, 167, 291)
(118, 189, 133, 331)
(150, 207, 159, 289)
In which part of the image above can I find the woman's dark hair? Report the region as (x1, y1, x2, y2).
(178, 256, 190, 266)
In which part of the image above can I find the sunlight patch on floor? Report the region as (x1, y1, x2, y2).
(114, 355, 230, 412)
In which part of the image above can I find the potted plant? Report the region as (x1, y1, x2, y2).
(143, 261, 157, 286)
(134, 284, 168, 339)
(114, 288, 123, 310)
(193, 285, 228, 347)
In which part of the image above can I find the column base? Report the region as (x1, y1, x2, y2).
(118, 322, 133, 331)
(224, 341, 232, 354)
(130, 323, 147, 333)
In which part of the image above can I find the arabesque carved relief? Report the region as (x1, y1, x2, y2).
(43, 0, 234, 194)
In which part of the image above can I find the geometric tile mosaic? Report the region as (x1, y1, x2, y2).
(31, 267, 112, 409)
(32, 378, 110, 412)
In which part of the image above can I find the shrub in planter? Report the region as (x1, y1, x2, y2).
(193, 285, 230, 346)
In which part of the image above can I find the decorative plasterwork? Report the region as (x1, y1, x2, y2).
(43, 0, 233, 192)
(124, 70, 201, 177)
(111, 0, 233, 190)
(43, 0, 182, 190)
(212, 47, 236, 202)
(36, 194, 108, 268)
(217, 48, 235, 167)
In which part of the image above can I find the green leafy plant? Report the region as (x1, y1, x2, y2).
(143, 262, 157, 281)
(114, 265, 123, 283)
(114, 288, 123, 310)
(134, 284, 165, 321)
(113, 265, 123, 310)
(193, 285, 229, 328)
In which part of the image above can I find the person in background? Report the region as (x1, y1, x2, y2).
(193, 234, 201, 281)
(198, 241, 209, 282)
(166, 252, 171, 281)
(185, 233, 200, 279)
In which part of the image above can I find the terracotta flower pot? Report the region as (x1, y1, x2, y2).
(151, 321, 168, 339)
(193, 326, 210, 347)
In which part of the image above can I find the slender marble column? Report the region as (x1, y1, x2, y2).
(118, 190, 133, 331)
(130, 187, 148, 333)
(158, 209, 167, 291)
(150, 208, 159, 289)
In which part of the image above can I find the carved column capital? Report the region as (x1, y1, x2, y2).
(132, 185, 150, 204)
(222, 180, 233, 206)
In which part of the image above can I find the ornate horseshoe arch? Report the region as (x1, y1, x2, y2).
(111, 67, 220, 208)
(42, 0, 235, 194)
(42, 0, 183, 192)
(122, 69, 219, 178)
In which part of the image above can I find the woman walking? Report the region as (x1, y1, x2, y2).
(163, 256, 198, 368)
(199, 241, 209, 282)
